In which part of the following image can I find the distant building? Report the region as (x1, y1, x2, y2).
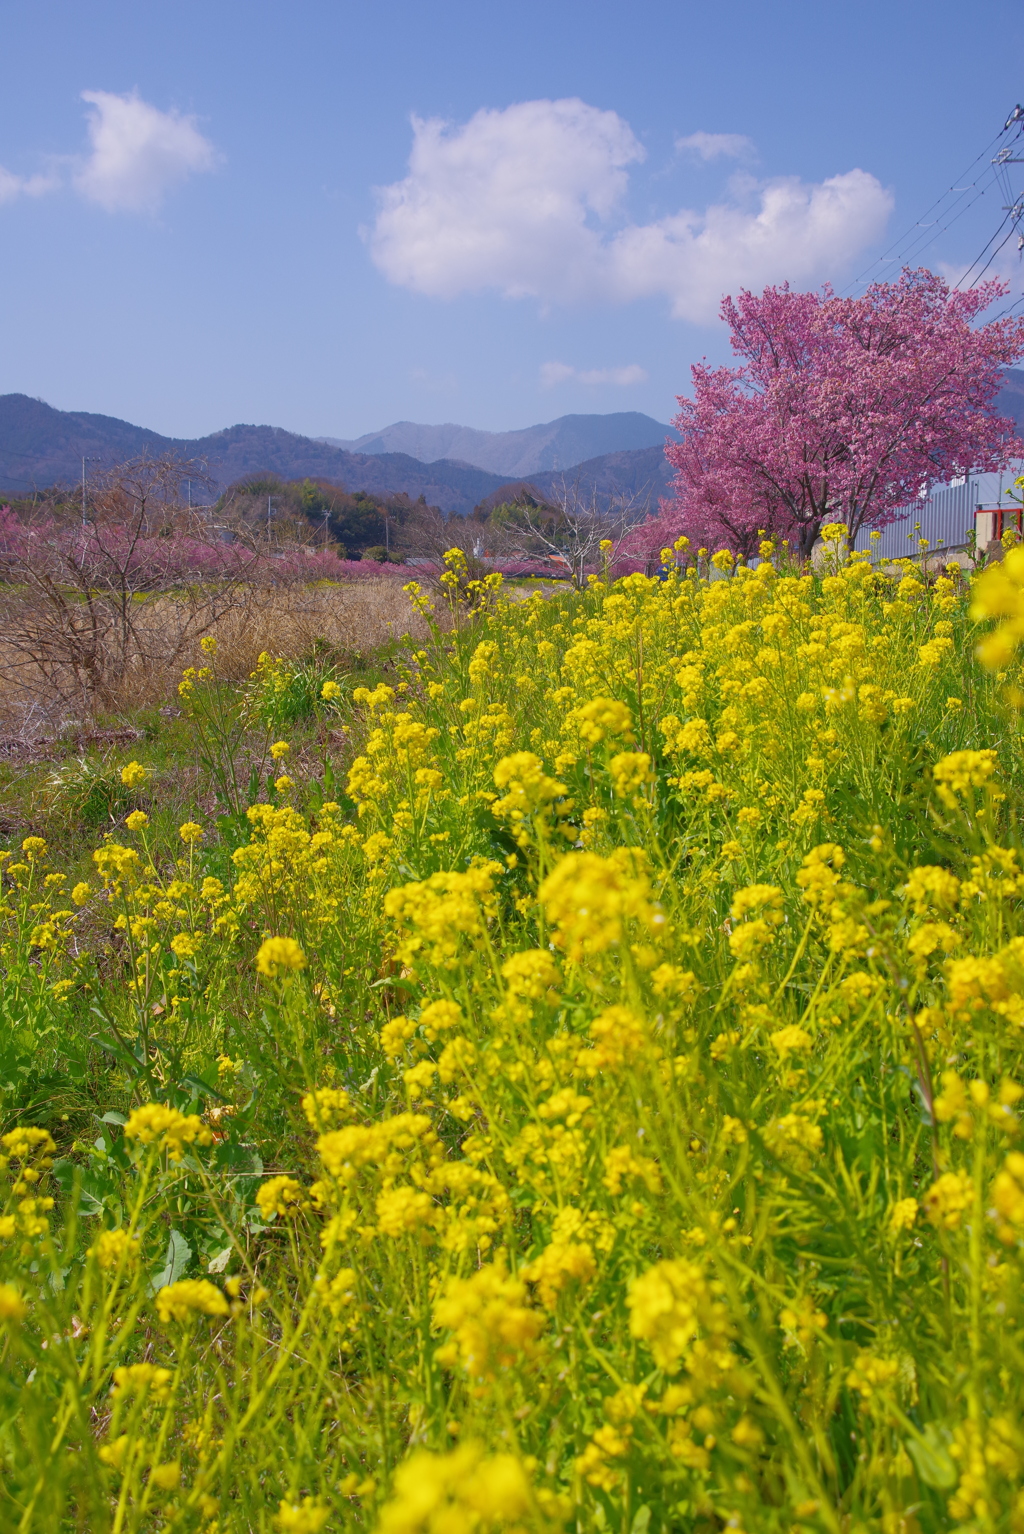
(850, 462, 1024, 560)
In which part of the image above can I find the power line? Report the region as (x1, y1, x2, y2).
(841, 108, 1024, 298)
(988, 289, 1024, 322)
(955, 203, 1018, 289)
(839, 122, 1010, 295)
(950, 109, 1024, 293)
(963, 215, 1024, 291)
(873, 174, 997, 275)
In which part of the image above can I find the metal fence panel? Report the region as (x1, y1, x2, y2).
(849, 462, 1024, 560)
(851, 480, 979, 559)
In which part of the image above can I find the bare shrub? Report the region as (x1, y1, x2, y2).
(0, 578, 427, 723)
(488, 478, 651, 588)
(0, 457, 256, 710)
(0, 455, 427, 719)
(182, 580, 429, 683)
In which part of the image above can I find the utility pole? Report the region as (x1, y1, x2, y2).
(991, 106, 1024, 260)
(81, 456, 100, 529)
(267, 496, 275, 544)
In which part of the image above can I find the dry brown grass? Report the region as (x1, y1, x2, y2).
(0, 579, 428, 733)
(187, 579, 428, 680)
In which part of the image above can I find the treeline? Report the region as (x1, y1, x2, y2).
(215, 475, 606, 567)
(214, 475, 440, 562)
(1, 460, 653, 582)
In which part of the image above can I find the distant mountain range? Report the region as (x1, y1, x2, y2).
(0, 395, 672, 514)
(321, 412, 670, 478)
(2, 375, 1021, 518)
(529, 444, 674, 507)
(0, 395, 509, 513)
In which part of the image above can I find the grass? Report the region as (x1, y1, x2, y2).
(0, 575, 424, 730)
(1, 542, 1024, 1532)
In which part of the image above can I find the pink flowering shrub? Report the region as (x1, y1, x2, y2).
(660, 268, 1024, 558)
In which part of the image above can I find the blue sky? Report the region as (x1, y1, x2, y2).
(0, 0, 1022, 439)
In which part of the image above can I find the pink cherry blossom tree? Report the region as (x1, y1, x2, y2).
(661, 268, 1024, 559)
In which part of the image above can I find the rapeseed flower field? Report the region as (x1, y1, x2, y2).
(4, 532, 1024, 1532)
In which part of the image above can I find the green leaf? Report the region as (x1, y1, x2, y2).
(630, 1508, 652, 1534)
(149, 1228, 193, 1295)
(906, 1425, 957, 1489)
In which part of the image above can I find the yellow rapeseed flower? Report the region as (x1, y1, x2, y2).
(627, 1257, 730, 1373)
(155, 1279, 230, 1324)
(889, 1197, 918, 1235)
(922, 1170, 974, 1229)
(0, 1285, 27, 1322)
(149, 1462, 180, 1491)
(112, 1362, 173, 1399)
(769, 1025, 813, 1058)
(376, 1443, 534, 1534)
(88, 1228, 139, 1270)
(256, 936, 307, 977)
(608, 751, 654, 799)
(276, 1498, 331, 1533)
(256, 1175, 306, 1221)
(573, 697, 633, 744)
(539, 849, 660, 961)
(433, 1257, 544, 1378)
(124, 1103, 213, 1161)
(933, 749, 999, 808)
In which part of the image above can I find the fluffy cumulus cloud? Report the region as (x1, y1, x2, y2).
(0, 166, 59, 204)
(0, 90, 218, 214)
(74, 90, 218, 212)
(369, 98, 645, 303)
(540, 361, 648, 388)
(675, 130, 754, 162)
(607, 169, 892, 321)
(369, 99, 893, 322)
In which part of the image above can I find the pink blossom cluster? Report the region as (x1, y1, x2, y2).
(656, 268, 1024, 558)
(0, 512, 415, 585)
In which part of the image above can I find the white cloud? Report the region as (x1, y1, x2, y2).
(74, 90, 218, 212)
(936, 255, 1020, 296)
(369, 98, 644, 302)
(0, 166, 60, 204)
(540, 361, 648, 388)
(608, 170, 892, 322)
(675, 130, 754, 162)
(369, 99, 893, 322)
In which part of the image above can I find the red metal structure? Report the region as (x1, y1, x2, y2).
(976, 504, 1023, 544)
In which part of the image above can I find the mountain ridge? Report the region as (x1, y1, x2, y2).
(0, 395, 675, 515)
(320, 411, 671, 478)
(2, 373, 1022, 517)
(0, 395, 508, 513)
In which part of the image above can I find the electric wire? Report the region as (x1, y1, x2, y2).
(989, 290, 1024, 321)
(839, 123, 1010, 295)
(955, 203, 1018, 290)
(873, 174, 997, 275)
(964, 218, 1024, 291)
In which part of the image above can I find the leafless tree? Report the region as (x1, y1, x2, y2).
(489, 478, 652, 589)
(0, 455, 263, 711)
(389, 499, 452, 566)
